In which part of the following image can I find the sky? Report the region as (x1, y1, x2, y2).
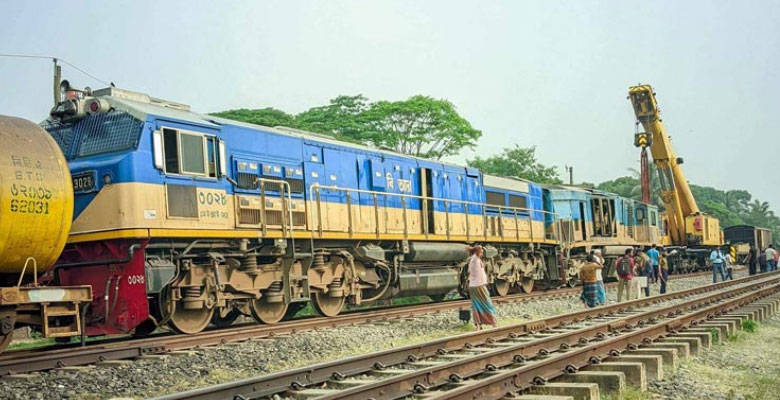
(1, 1, 779, 212)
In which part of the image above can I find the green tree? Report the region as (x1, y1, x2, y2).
(359, 95, 481, 159)
(596, 176, 639, 199)
(215, 94, 480, 159)
(468, 145, 562, 184)
(295, 95, 371, 141)
(211, 108, 297, 128)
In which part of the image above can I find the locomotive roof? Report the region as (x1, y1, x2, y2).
(98, 88, 473, 171)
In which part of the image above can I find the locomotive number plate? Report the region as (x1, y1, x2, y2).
(72, 171, 96, 192)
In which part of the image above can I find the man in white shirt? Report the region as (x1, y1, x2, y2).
(710, 248, 726, 283)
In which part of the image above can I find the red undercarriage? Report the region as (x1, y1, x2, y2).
(54, 239, 150, 336)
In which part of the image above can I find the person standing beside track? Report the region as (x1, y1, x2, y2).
(724, 251, 734, 280)
(759, 250, 768, 273)
(467, 245, 497, 331)
(647, 244, 660, 284)
(765, 245, 778, 272)
(580, 254, 603, 308)
(616, 248, 635, 302)
(710, 247, 727, 283)
(635, 249, 651, 298)
(747, 243, 758, 276)
(659, 250, 669, 294)
(592, 249, 607, 305)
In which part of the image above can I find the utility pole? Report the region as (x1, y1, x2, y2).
(53, 58, 61, 106)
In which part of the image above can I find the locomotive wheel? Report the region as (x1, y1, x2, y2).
(211, 307, 241, 328)
(492, 280, 511, 297)
(250, 299, 288, 324)
(520, 277, 535, 293)
(166, 289, 215, 335)
(312, 292, 346, 317)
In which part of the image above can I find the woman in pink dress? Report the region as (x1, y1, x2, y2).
(467, 245, 498, 330)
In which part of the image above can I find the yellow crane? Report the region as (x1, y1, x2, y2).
(627, 84, 723, 250)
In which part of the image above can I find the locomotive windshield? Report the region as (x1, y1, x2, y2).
(42, 111, 143, 160)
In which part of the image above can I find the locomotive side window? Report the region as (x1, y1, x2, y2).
(160, 127, 218, 178)
(163, 129, 180, 173)
(206, 137, 217, 178)
(485, 191, 505, 207)
(508, 194, 527, 209)
(180, 133, 205, 174)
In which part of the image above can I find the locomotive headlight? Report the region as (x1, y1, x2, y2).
(103, 174, 112, 185)
(85, 98, 110, 115)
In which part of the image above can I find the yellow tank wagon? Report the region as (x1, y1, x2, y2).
(0, 115, 91, 353)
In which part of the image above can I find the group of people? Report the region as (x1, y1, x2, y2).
(746, 243, 779, 275)
(579, 245, 670, 307)
(463, 241, 767, 330)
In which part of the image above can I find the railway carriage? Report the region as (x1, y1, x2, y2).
(547, 186, 662, 278)
(724, 225, 773, 263)
(42, 86, 570, 336)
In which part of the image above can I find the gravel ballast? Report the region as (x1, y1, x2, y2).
(0, 270, 749, 399)
(648, 313, 780, 400)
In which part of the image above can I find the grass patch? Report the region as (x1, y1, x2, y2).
(742, 319, 759, 333)
(7, 337, 55, 351)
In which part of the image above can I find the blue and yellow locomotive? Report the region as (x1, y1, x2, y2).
(41, 85, 663, 336)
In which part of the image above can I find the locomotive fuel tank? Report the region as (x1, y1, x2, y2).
(404, 242, 470, 263)
(0, 115, 73, 278)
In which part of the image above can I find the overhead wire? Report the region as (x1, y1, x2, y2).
(0, 53, 111, 87)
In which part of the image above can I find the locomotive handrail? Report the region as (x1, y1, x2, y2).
(306, 183, 565, 244)
(255, 177, 296, 258)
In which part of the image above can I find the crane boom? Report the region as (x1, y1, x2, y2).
(628, 84, 721, 247)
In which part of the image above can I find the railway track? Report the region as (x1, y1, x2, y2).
(0, 270, 716, 376)
(150, 270, 778, 400)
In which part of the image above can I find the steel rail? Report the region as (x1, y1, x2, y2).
(149, 271, 778, 400)
(0, 269, 722, 375)
(433, 279, 780, 399)
(0, 271, 677, 375)
(319, 276, 778, 400)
